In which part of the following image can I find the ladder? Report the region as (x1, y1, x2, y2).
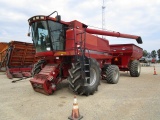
(74, 29, 91, 85)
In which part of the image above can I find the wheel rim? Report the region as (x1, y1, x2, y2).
(90, 68, 97, 86)
(113, 69, 119, 80)
(137, 63, 140, 73)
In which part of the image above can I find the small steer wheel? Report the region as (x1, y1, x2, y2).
(103, 65, 120, 84)
(129, 60, 141, 77)
(67, 58, 100, 96)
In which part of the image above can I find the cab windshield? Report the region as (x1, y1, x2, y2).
(31, 20, 65, 52)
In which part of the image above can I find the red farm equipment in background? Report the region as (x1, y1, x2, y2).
(0, 42, 8, 70)
(110, 44, 143, 77)
(27, 11, 143, 96)
(0, 41, 36, 79)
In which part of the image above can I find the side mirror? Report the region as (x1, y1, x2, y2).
(27, 26, 31, 37)
(48, 11, 61, 22)
(27, 33, 30, 37)
(56, 15, 61, 22)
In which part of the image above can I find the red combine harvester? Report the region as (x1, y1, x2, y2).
(28, 11, 143, 96)
(0, 41, 36, 79)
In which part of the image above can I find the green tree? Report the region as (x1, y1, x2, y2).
(157, 49, 160, 60)
(151, 50, 157, 58)
(143, 50, 148, 57)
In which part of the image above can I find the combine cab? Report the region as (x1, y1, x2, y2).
(0, 41, 36, 79)
(28, 11, 143, 96)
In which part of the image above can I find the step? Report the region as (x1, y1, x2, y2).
(85, 77, 90, 79)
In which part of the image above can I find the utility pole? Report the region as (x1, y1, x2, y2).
(102, 0, 106, 38)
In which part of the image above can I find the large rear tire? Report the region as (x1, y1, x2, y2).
(103, 65, 120, 84)
(129, 60, 141, 77)
(67, 58, 100, 96)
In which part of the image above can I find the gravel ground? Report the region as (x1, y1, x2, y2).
(0, 64, 160, 120)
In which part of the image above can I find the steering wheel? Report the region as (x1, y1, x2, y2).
(40, 33, 46, 37)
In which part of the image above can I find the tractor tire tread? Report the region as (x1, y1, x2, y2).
(67, 58, 100, 96)
(129, 60, 141, 77)
(104, 65, 120, 84)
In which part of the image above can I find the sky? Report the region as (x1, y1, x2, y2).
(0, 0, 160, 53)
